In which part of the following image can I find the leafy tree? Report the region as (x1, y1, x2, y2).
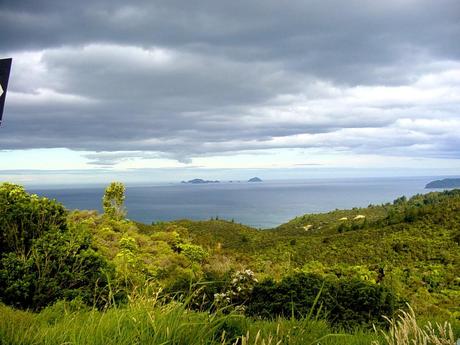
(0, 183, 67, 256)
(102, 182, 126, 220)
(0, 183, 113, 310)
(0, 226, 114, 310)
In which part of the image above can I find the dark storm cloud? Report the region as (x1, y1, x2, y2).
(0, 0, 459, 164)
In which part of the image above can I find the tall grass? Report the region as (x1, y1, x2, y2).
(0, 298, 230, 345)
(0, 297, 383, 345)
(4, 296, 457, 345)
(372, 305, 456, 345)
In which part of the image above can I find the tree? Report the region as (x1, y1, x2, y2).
(0, 183, 67, 256)
(0, 183, 113, 310)
(0, 226, 114, 310)
(102, 182, 126, 220)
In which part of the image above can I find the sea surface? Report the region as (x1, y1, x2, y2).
(29, 176, 444, 229)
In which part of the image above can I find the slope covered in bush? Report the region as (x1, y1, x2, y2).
(1, 182, 459, 327)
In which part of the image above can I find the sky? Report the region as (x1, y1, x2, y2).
(0, 0, 460, 185)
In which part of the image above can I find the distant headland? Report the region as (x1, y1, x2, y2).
(248, 177, 263, 182)
(425, 178, 460, 189)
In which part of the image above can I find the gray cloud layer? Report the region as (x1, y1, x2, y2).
(0, 0, 459, 164)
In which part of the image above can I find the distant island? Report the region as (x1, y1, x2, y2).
(181, 179, 220, 184)
(181, 178, 262, 184)
(425, 178, 460, 189)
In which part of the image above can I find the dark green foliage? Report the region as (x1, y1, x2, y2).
(246, 274, 328, 320)
(171, 219, 259, 250)
(330, 279, 402, 329)
(453, 230, 460, 245)
(0, 183, 67, 255)
(0, 253, 35, 308)
(337, 223, 350, 233)
(164, 270, 234, 310)
(393, 196, 407, 205)
(214, 316, 247, 343)
(0, 183, 114, 310)
(0, 228, 114, 310)
(246, 273, 402, 329)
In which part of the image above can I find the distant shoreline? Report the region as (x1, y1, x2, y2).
(425, 178, 460, 189)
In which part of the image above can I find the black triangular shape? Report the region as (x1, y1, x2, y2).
(0, 58, 13, 125)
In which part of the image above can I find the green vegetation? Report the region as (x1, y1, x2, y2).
(0, 299, 383, 345)
(0, 183, 113, 310)
(245, 273, 402, 329)
(1, 182, 459, 344)
(102, 182, 126, 220)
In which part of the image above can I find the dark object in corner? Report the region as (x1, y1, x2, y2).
(425, 178, 460, 189)
(0, 58, 12, 126)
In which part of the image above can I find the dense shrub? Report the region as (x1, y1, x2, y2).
(0, 183, 67, 255)
(246, 273, 402, 329)
(246, 273, 329, 320)
(0, 183, 114, 310)
(0, 227, 114, 310)
(176, 243, 208, 263)
(330, 278, 402, 329)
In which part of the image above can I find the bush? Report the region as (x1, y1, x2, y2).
(246, 273, 328, 320)
(0, 183, 67, 255)
(176, 243, 208, 263)
(214, 270, 258, 312)
(0, 183, 114, 310)
(0, 225, 114, 310)
(330, 278, 402, 329)
(245, 273, 402, 329)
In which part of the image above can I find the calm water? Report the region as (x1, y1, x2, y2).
(30, 177, 440, 228)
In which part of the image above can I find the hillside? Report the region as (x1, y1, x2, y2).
(1, 183, 459, 344)
(426, 178, 460, 189)
(136, 190, 460, 316)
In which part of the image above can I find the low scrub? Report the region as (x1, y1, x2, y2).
(246, 273, 403, 329)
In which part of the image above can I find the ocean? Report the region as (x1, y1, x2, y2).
(29, 176, 442, 229)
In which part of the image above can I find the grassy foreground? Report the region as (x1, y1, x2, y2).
(0, 298, 381, 345)
(1, 299, 458, 345)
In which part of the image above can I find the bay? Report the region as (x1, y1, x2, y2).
(29, 176, 442, 229)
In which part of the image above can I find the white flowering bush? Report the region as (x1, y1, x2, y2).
(214, 269, 258, 312)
